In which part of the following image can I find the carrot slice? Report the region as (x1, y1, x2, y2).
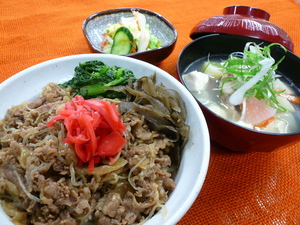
(47, 95, 126, 171)
(244, 97, 277, 126)
(254, 116, 275, 127)
(279, 93, 300, 104)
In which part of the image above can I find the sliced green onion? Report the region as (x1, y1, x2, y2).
(218, 42, 287, 111)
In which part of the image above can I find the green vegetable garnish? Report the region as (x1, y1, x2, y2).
(111, 27, 134, 55)
(61, 60, 136, 99)
(101, 11, 163, 54)
(212, 42, 287, 111)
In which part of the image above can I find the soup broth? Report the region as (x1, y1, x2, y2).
(183, 56, 300, 134)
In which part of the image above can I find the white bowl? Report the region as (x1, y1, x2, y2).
(0, 54, 210, 225)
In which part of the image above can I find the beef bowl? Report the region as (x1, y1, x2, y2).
(177, 33, 300, 152)
(0, 54, 210, 224)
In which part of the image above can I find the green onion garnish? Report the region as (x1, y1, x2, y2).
(213, 42, 287, 111)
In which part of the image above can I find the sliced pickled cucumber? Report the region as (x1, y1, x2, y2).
(111, 27, 134, 55)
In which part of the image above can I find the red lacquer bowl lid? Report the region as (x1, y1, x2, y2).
(190, 5, 294, 51)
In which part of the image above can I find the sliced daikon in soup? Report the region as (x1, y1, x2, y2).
(182, 55, 300, 134)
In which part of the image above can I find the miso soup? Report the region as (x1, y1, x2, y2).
(182, 53, 300, 134)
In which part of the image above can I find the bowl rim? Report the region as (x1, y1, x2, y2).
(82, 7, 178, 57)
(0, 53, 210, 225)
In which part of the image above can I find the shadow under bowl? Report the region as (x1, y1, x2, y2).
(177, 33, 300, 152)
(82, 7, 178, 65)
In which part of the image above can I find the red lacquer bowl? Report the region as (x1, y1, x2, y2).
(177, 34, 300, 152)
(190, 5, 293, 51)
